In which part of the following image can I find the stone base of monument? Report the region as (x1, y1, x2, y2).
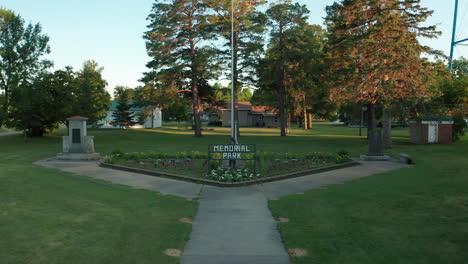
(360, 130, 391, 161)
(359, 154, 391, 161)
(56, 152, 100, 160)
(57, 116, 100, 161)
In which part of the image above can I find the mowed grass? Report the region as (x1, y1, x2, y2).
(1, 122, 465, 263)
(269, 130, 468, 263)
(0, 133, 197, 264)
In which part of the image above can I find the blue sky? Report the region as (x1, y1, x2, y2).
(2, 0, 468, 95)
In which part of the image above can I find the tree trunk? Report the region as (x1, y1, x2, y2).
(308, 113, 313, 129)
(192, 77, 202, 137)
(190, 37, 202, 137)
(367, 102, 375, 134)
(382, 107, 392, 149)
(303, 108, 308, 130)
(279, 84, 287, 136)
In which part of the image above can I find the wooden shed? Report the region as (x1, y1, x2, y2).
(408, 117, 454, 144)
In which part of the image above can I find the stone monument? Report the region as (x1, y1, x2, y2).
(360, 130, 390, 161)
(57, 116, 100, 160)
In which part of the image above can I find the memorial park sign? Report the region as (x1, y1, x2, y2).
(208, 144, 256, 172)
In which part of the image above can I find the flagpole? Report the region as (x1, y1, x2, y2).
(231, 0, 237, 144)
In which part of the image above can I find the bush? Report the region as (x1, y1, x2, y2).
(337, 150, 349, 157)
(451, 110, 466, 142)
(208, 121, 222, 126)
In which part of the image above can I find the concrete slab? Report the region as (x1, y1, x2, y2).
(33, 159, 202, 199)
(181, 185, 291, 264)
(261, 159, 410, 199)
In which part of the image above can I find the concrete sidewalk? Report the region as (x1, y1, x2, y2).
(34, 159, 202, 199)
(181, 185, 291, 264)
(34, 158, 409, 264)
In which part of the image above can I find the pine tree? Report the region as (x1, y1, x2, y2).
(144, 0, 218, 137)
(208, 0, 267, 139)
(257, 3, 311, 136)
(111, 86, 136, 129)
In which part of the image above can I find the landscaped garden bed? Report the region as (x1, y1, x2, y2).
(102, 150, 357, 186)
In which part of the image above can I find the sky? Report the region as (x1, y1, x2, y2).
(2, 0, 468, 96)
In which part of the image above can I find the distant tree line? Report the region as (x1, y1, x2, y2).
(142, 0, 466, 145)
(0, 8, 110, 137)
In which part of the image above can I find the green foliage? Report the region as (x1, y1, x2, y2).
(162, 101, 190, 121)
(451, 110, 466, 142)
(209, 0, 267, 89)
(0, 8, 51, 123)
(144, 0, 219, 137)
(111, 86, 136, 129)
(7, 69, 75, 136)
(71, 60, 111, 125)
(256, 3, 331, 133)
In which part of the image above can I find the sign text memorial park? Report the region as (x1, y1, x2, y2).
(208, 144, 256, 171)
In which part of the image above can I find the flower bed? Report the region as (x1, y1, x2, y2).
(104, 150, 351, 183)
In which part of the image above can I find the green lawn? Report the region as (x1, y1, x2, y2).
(269, 129, 468, 263)
(0, 133, 198, 264)
(1, 122, 466, 263)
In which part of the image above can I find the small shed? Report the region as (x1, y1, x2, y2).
(409, 116, 454, 144)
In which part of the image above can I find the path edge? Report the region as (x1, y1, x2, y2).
(100, 160, 360, 187)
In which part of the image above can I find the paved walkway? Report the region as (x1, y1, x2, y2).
(34, 158, 409, 264)
(33, 159, 202, 199)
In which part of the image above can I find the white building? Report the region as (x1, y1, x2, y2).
(98, 101, 162, 129)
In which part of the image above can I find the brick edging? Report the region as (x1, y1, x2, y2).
(99, 160, 360, 187)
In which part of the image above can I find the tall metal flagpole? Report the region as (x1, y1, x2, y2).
(449, 0, 468, 71)
(231, 0, 237, 144)
(449, 0, 459, 71)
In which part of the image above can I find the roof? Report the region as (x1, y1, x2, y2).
(223, 101, 276, 114)
(109, 101, 149, 111)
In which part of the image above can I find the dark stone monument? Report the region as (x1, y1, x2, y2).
(360, 130, 390, 161)
(367, 130, 383, 156)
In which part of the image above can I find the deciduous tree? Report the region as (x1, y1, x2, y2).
(325, 0, 440, 149)
(0, 8, 51, 124)
(71, 60, 111, 125)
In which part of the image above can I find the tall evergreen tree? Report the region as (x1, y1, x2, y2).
(144, 0, 218, 137)
(261, 2, 310, 136)
(325, 0, 440, 149)
(111, 86, 136, 129)
(209, 0, 267, 139)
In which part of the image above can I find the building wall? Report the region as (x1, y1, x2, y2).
(264, 116, 279, 128)
(421, 124, 429, 143)
(438, 124, 453, 144)
(409, 121, 453, 145)
(100, 107, 162, 129)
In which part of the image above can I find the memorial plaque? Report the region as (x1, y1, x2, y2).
(72, 129, 81, 144)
